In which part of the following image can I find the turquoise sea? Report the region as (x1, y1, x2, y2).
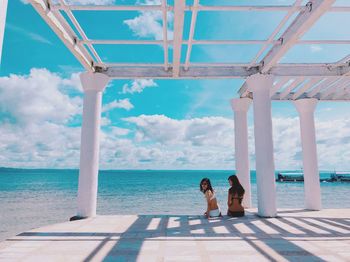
(0, 168, 349, 241)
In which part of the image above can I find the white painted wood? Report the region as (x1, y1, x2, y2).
(29, 0, 94, 71)
(261, 0, 336, 73)
(238, 82, 249, 97)
(270, 77, 291, 97)
(335, 54, 350, 66)
(172, 0, 185, 77)
(81, 39, 277, 45)
(319, 78, 348, 99)
(103, 65, 350, 79)
(231, 98, 252, 208)
(248, 74, 277, 217)
(82, 39, 165, 45)
(294, 98, 321, 210)
(53, 4, 306, 12)
(81, 39, 350, 46)
(324, 80, 350, 99)
(77, 72, 110, 217)
(194, 5, 305, 12)
(59, 0, 102, 63)
(50, 3, 350, 12)
(292, 78, 323, 100)
(184, 0, 199, 71)
(53, 4, 166, 11)
(299, 40, 350, 44)
(0, 0, 8, 65)
(279, 77, 304, 99)
(162, 0, 169, 70)
(106, 66, 260, 79)
(270, 64, 350, 77)
(332, 83, 350, 100)
(28, 0, 350, 101)
(250, 0, 303, 66)
(307, 78, 338, 97)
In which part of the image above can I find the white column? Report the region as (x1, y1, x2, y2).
(247, 73, 277, 217)
(0, 0, 8, 64)
(230, 98, 252, 208)
(77, 72, 109, 218)
(294, 98, 321, 210)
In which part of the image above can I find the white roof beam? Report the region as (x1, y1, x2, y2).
(332, 84, 350, 100)
(238, 82, 249, 97)
(319, 78, 348, 99)
(335, 54, 350, 66)
(51, 4, 350, 12)
(161, 0, 169, 71)
(52, 5, 306, 12)
(292, 77, 322, 99)
(172, 0, 186, 77)
(106, 64, 350, 79)
(106, 66, 260, 79)
(307, 78, 338, 97)
(58, 0, 102, 64)
(184, 0, 199, 70)
(270, 64, 350, 77)
(104, 65, 350, 79)
(29, 0, 94, 71)
(249, 0, 303, 67)
(270, 77, 292, 97)
(260, 0, 336, 73)
(52, 5, 167, 11)
(81, 39, 276, 45)
(79, 39, 350, 45)
(278, 77, 304, 99)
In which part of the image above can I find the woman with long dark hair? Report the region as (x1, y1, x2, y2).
(227, 175, 245, 217)
(200, 178, 221, 218)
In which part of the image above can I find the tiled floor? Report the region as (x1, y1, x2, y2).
(0, 209, 349, 261)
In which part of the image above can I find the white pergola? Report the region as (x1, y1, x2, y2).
(1, 0, 350, 218)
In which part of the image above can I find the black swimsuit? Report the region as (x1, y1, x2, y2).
(227, 196, 245, 217)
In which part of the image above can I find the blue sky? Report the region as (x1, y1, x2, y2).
(1, 0, 350, 170)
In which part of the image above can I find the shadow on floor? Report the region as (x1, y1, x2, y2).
(7, 210, 350, 261)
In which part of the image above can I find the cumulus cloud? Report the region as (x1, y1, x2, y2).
(122, 79, 158, 94)
(1, 69, 350, 170)
(0, 69, 137, 168)
(0, 69, 83, 168)
(102, 98, 134, 112)
(124, 114, 235, 146)
(0, 68, 81, 125)
(124, 0, 174, 40)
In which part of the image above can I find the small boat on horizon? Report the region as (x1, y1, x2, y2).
(276, 172, 304, 182)
(276, 171, 350, 183)
(330, 171, 350, 182)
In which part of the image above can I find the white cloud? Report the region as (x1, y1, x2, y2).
(124, 0, 174, 40)
(122, 79, 157, 94)
(310, 45, 323, 53)
(124, 114, 234, 146)
(109, 126, 130, 136)
(6, 23, 52, 45)
(102, 98, 134, 112)
(0, 68, 82, 125)
(1, 69, 350, 170)
(0, 68, 84, 168)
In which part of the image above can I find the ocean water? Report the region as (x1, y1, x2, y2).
(0, 168, 349, 241)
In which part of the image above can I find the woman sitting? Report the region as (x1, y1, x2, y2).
(200, 178, 221, 219)
(227, 175, 245, 217)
